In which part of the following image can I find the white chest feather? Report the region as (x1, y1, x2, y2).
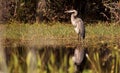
(74, 27, 79, 34)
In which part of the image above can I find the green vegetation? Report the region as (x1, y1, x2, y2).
(1, 22, 120, 73)
(5, 22, 120, 39)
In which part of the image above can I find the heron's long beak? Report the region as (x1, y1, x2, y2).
(65, 11, 69, 13)
(65, 10, 73, 13)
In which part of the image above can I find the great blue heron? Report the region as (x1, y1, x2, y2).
(65, 9, 85, 40)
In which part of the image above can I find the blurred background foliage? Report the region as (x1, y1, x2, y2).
(0, 0, 120, 23)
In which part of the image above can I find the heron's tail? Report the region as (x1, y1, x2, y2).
(82, 33, 85, 39)
(79, 32, 85, 40)
(81, 28, 85, 39)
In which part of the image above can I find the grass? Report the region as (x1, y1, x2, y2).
(4, 22, 120, 47)
(5, 22, 120, 39)
(4, 22, 77, 47)
(86, 23, 120, 37)
(0, 22, 120, 73)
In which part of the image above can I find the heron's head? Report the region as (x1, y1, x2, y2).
(65, 9, 77, 16)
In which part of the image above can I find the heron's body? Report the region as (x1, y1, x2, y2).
(72, 17, 85, 40)
(65, 10, 85, 40)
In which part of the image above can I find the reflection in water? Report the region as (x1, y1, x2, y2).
(26, 48, 37, 73)
(72, 46, 87, 73)
(0, 47, 8, 73)
(0, 25, 7, 73)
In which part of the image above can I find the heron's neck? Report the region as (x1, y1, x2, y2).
(71, 12, 77, 22)
(71, 14, 76, 26)
(71, 14, 74, 20)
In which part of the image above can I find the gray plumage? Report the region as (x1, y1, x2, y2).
(72, 48, 85, 65)
(65, 10, 85, 40)
(72, 47, 87, 73)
